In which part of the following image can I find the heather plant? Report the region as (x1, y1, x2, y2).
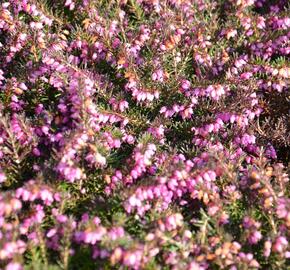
(0, 0, 289, 269)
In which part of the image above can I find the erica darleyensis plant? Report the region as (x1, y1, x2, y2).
(0, 0, 289, 269)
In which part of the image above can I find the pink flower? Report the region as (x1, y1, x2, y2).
(0, 171, 6, 183)
(5, 262, 22, 270)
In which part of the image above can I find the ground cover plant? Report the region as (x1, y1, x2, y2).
(0, 0, 289, 269)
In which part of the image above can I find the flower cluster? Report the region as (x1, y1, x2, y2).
(0, 0, 289, 269)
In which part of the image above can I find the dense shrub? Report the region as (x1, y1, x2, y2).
(0, 0, 289, 269)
